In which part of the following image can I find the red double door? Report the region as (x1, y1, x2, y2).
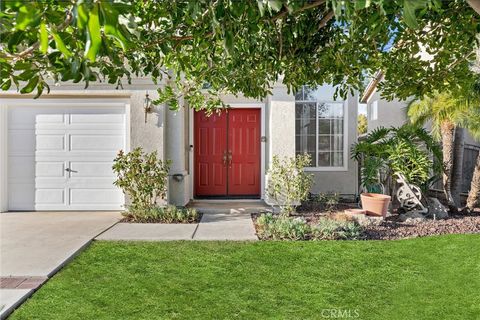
(194, 108, 261, 197)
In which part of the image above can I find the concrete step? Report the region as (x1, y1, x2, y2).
(187, 200, 272, 215)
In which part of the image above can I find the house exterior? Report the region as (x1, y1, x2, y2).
(361, 79, 480, 193)
(0, 80, 359, 212)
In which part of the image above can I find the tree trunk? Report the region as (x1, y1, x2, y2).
(451, 127, 465, 206)
(440, 121, 457, 212)
(466, 152, 480, 211)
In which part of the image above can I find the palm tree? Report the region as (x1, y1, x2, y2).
(463, 103, 480, 212)
(407, 92, 467, 212)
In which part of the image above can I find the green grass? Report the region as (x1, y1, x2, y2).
(10, 235, 480, 320)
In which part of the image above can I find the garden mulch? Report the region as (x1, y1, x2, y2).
(253, 204, 480, 241)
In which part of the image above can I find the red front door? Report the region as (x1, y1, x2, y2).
(194, 108, 261, 197)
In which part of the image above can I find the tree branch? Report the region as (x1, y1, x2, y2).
(467, 0, 480, 15)
(271, 0, 327, 21)
(318, 10, 334, 29)
(11, 9, 73, 61)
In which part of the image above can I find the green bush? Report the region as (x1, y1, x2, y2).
(311, 218, 363, 240)
(256, 213, 310, 240)
(312, 192, 340, 212)
(256, 213, 363, 240)
(266, 154, 314, 215)
(351, 125, 441, 191)
(124, 205, 199, 223)
(112, 147, 170, 211)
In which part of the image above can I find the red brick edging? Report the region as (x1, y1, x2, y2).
(0, 276, 47, 289)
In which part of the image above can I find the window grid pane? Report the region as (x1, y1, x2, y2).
(295, 87, 345, 168)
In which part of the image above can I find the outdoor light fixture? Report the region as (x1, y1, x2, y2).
(144, 92, 153, 123)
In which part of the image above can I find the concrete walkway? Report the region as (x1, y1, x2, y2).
(96, 213, 258, 241)
(194, 213, 257, 240)
(0, 211, 121, 319)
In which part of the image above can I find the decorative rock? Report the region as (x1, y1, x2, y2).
(398, 211, 426, 223)
(344, 209, 366, 215)
(427, 197, 449, 219)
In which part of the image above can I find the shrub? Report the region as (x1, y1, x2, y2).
(266, 154, 314, 215)
(255, 214, 363, 240)
(352, 124, 441, 194)
(311, 218, 363, 240)
(112, 148, 170, 211)
(256, 213, 310, 240)
(313, 192, 340, 212)
(124, 205, 199, 223)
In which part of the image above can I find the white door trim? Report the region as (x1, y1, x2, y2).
(1, 98, 130, 212)
(188, 103, 266, 200)
(0, 105, 8, 212)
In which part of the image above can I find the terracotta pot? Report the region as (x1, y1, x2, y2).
(360, 193, 391, 218)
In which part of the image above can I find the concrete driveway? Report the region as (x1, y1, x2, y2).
(0, 211, 121, 318)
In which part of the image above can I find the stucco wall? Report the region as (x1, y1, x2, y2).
(367, 91, 408, 131)
(268, 85, 296, 162)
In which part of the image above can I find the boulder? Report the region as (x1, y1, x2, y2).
(427, 197, 449, 220)
(398, 211, 426, 223)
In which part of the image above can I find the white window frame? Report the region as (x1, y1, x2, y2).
(295, 99, 348, 172)
(370, 100, 378, 120)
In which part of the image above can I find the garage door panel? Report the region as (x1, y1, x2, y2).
(70, 113, 124, 124)
(70, 162, 115, 178)
(8, 104, 126, 211)
(36, 162, 66, 177)
(35, 189, 65, 204)
(70, 135, 124, 151)
(36, 134, 66, 151)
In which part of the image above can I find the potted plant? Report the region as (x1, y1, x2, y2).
(358, 156, 391, 217)
(351, 125, 441, 218)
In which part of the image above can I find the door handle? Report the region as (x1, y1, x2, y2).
(65, 168, 78, 173)
(223, 151, 228, 166)
(227, 150, 232, 167)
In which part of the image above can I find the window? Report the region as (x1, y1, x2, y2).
(295, 86, 346, 169)
(370, 100, 378, 120)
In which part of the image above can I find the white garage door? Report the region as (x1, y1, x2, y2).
(8, 104, 126, 211)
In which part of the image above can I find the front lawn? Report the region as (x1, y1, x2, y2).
(10, 235, 480, 320)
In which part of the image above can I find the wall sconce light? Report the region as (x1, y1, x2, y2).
(144, 92, 154, 123)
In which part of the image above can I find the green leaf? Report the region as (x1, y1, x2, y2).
(16, 4, 40, 30)
(39, 22, 48, 54)
(355, 0, 371, 10)
(224, 30, 233, 54)
(1, 79, 11, 90)
(51, 30, 72, 58)
(76, 3, 88, 30)
(20, 76, 39, 94)
(101, 2, 129, 50)
(257, 0, 265, 17)
(268, 0, 283, 12)
(402, 0, 425, 29)
(85, 4, 102, 61)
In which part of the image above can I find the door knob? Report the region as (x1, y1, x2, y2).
(222, 151, 228, 166)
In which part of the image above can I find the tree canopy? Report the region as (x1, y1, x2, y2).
(0, 0, 478, 110)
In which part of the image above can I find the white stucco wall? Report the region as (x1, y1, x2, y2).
(366, 91, 408, 131)
(268, 85, 296, 161)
